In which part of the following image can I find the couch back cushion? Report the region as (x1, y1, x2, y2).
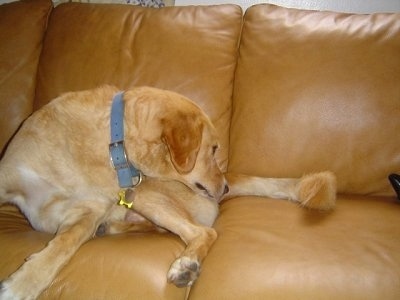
(229, 4, 400, 196)
(0, 0, 52, 154)
(34, 3, 242, 171)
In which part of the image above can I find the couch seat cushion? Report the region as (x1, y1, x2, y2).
(0, 205, 189, 299)
(189, 195, 400, 299)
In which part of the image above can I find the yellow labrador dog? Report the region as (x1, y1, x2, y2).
(0, 86, 336, 299)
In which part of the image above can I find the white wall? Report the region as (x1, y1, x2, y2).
(1, 0, 399, 12)
(175, 0, 400, 13)
(0, 0, 175, 6)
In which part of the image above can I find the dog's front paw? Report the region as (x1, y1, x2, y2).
(167, 256, 200, 287)
(297, 171, 337, 210)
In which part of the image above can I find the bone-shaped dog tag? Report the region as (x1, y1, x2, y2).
(118, 189, 134, 209)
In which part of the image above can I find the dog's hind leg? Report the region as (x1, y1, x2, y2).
(97, 203, 163, 236)
(224, 171, 337, 210)
(0, 202, 108, 300)
(0, 167, 20, 207)
(97, 216, 162, 236)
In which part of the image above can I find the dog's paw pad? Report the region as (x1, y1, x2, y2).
(167, 257, 200, 287)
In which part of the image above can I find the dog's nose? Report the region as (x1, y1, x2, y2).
(223, 184, 229, 195)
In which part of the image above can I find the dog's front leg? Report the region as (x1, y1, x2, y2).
(166, 224, 217, 287)
(0, 204, 107, 300)
(224, 171, 336, 210)
(132, 184, 217, 288)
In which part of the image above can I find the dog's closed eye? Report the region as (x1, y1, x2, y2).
(195, 182, 208, 192)
(195, 182, 212, 197)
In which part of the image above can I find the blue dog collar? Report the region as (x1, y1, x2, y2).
(109, 92, 142, 189)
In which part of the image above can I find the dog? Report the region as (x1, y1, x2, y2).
(0, 85, 336, 299)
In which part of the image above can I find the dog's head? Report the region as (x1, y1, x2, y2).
(124, 87, 228, 202)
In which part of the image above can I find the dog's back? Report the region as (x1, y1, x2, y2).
(0, 85, 120, 231)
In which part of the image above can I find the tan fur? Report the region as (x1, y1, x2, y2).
(224, 171, 337, 210)
(0, 86, 336, 299)
(296, 172, 337, 210)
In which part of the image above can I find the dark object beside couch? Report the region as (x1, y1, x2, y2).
(0, 0, 399, 299)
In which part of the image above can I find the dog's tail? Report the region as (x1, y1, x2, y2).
(223, 171, 337, 210)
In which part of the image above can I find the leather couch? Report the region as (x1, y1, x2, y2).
(1, 0, 399, 299)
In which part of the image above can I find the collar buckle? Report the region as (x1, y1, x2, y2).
(109, 141, 129, 170)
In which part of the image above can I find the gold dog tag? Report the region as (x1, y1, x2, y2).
(118, 189, 134, 209)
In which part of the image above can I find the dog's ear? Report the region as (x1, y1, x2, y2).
(162, 113, 203, 174)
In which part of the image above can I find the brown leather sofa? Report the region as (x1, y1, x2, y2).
(1, 0, 399, 299)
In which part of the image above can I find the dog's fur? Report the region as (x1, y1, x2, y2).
(0, 86, 336, 299)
